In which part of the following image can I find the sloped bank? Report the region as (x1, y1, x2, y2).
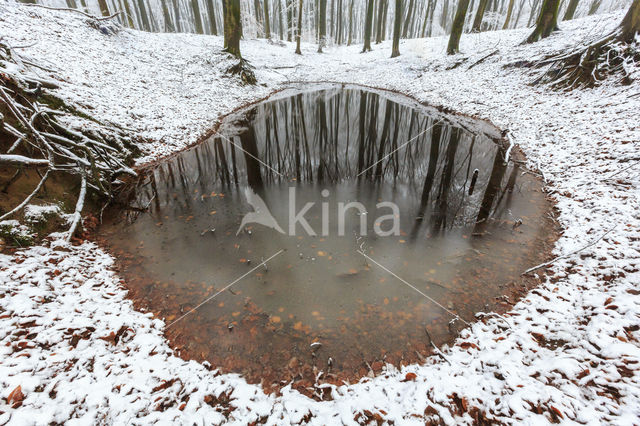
(0, 3, 639, 424)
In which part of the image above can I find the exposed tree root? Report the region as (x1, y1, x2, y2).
(532, 31, 639, 89)
(225, 58, 257, 85)
(0, 41, 136, 240)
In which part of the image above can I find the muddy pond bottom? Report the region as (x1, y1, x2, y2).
(101, 85, 554, 390)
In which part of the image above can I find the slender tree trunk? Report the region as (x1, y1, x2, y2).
(513, 0, 525, 27)
(295, 0, 303, 53)
(427, 0, 437, 35)
(161, 0, 174, 31)
(318, 0, 327, 51)
(173, 0, 183, 32)
(137, 0, 151, 31)
(278, 0, 284, 39)
(347, 0, 354, 44)
(447, 0, 470, 54)
(525, 0, 560, 42)
(254, 0, 263, 37)
(502, 0, 515, 28)
(122, 0, 135, 27)
(264, 0, 272, 37)
(588, 0, 601, 15)
(192, 0, 204, 34)
(562, 0, 579, 20)
(224, 0, 242, 57)
(528, 0, 541, 26)
(402, 0, 414, 36)
(329, 0, 335, 39)
(362, 0, 375, 51)
(440, 0, 449, 29)
(391, 0, 402, 56)
(287, 0, 294, 40)
(471, 0, 489, 31)
(97, 0, 110, 16)
(206, 0, 218, 34)
(337, 0, 344, 43)
(376, 0, 387, 43)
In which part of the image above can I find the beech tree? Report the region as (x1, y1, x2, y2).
(223, 0, 256, 84)
(562, 0, 580, 20)
(295, 0, 303, 54)
(391, 0, 402, 57)
(503, 0, 515, 28)
(525, 0, 560, 43)
(447, 0, 471, 54)
(471, 0, 489, 31)
(223, 0, 242, 57)
(362, 0, 375, 52)
(318, 0, 327, 52)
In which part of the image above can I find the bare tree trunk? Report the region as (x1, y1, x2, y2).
(173, 0, 183, 32)
(287, 0, 293, 40)
(278, 0, 284, 39)
(502, 0, 515, 28)
(525, 0, 560, 42)
(620, 0, 640, 42)
(391, 0, 402, 57)
(362, 0, 375, 51)
(562, 0, 579, 20)
(192, 0, 204, 34)
(402, 0, 414, 36)
(347, 0, 354, 45)
(161, 0, 174, 31)
(264, 0, 271, 37)
(447, 0, 470, 54)
(376, 0, 387, 43)
(97, 0, 110, 16)
(206, 0, 218, 34)
(224, 0, 242, 57)
(318, 0, 327, 51)
(137, 0, 151, 31)
(336, 0, 344, 43)
(122, 0, 135, 27)
(471, 0, 489, 31)
(295, 0, 303, 53)
(588, 0, 601, 15)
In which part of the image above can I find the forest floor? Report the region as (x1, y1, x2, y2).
(1, 2, 640, 424)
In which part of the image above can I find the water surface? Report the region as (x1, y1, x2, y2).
(102, 85, 552, 388)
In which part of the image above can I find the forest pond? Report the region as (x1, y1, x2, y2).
(100, 84, 554, 390)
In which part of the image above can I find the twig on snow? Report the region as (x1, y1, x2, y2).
(522, 226, 617, 275)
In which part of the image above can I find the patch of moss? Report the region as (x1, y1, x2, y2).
(0, 222, 34, 247)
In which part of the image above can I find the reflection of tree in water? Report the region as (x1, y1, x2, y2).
(133, 87, 521, 234)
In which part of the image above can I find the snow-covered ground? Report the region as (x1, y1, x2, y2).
(1, 2, 640, 424)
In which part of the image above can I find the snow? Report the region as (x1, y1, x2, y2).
(1, 2, 640, 424)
